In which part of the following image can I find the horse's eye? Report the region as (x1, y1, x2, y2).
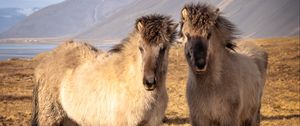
(186, 50, 191, 58)
(139, 47, 144, 53)
(160, 47, 166, 52)
(182, 17, 185, 21)
(186, 33, 191, 41)
(207, 32, 212, 39)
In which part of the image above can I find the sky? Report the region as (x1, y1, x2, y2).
(0, 0, 65, 8)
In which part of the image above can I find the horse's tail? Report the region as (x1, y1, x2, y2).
(31, 82, 39, 126)
(256, 50, 268, 84)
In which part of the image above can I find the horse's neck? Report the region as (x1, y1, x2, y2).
(120, 33, 140, 57)
(110, 34, 143, 82)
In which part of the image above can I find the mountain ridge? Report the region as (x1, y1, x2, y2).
(0, 8, 39, 33)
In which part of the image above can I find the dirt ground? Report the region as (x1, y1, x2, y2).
(0, 37, 299, 126)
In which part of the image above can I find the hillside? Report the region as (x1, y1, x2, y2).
(0, 0, 134, 38)
(0, 37, 299, 125)
(0, 0, 299, 42)
(0, 8, 34, 33)
(77, 0, 300, 41)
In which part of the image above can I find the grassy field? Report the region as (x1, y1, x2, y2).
(0, 37, 299, 125)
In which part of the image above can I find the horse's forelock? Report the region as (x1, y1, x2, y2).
(183, 3, 217, 34)
(184, 3, 238, 51)
(137, 14, 176, 45)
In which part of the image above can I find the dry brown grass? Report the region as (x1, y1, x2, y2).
(0, 37, 299, 125)
(0, 59, 35, 125)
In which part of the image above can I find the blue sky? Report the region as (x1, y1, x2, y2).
(0, 0, 65, 8)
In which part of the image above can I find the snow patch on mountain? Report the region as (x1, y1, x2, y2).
(17, 8, 39, 16)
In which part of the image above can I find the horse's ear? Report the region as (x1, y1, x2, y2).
(136, 21, 144, 32)
(181, 8, 188, 20)
(214, 8, 220, 22)
(215, 8, 220, 14)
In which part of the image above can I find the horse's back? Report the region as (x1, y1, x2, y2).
(35, 41, 99, 81)
(235, 41, 268, 79)
(32, 41, 99, 125)
(234, 41, 268, 99)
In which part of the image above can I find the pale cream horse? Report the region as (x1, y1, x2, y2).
(32, 14, 177, 126)
(179, 3, 268, 126)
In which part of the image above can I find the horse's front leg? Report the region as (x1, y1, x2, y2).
(218, 112, 240, 126)
(144, 90, 168, 126)
(190, 114, 210, 126)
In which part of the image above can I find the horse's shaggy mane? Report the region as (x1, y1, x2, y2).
(108, 38, 130, 53)
(109, 14, 176, 53)
(183, 3, 239, 50)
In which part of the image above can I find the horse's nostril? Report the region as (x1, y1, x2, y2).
(145, 78, 156, 85)
(186, 52, 191, 58)
(196, 59, 206, 69)
(143, 77, 157, 90)
(198, 59, 205, 65)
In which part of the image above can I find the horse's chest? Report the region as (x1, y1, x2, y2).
(188, 88, 233, 118)
(204, 96, 228, 116)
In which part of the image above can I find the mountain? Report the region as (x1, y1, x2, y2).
(0, 8, 39, 33)
(76, 0, 196, 41)
(0, 0, 299, 42)
(77, 0, 299, 41)
(0, 0, 135, 38)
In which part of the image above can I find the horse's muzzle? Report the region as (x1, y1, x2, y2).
(194, 58, 207, 71)
(143, 77, 157, 91)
